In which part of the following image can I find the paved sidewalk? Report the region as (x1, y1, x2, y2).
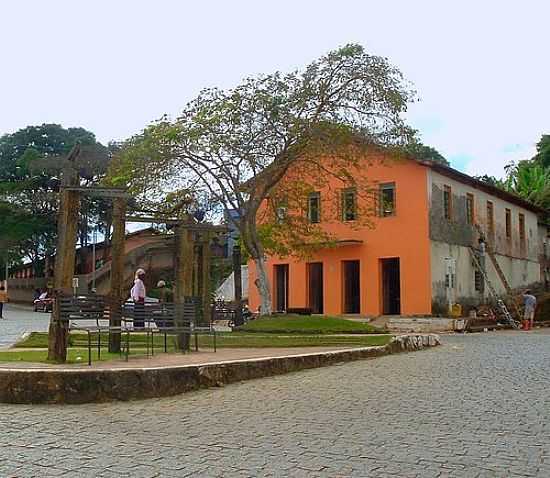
(2, 331, 550, 476)
(0, 346, 363, 369)
(0, 304, 50, 348)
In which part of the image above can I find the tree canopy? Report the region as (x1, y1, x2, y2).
(535, 135, 550, 169)
(111, 43, 417, 313)
(404, 142, 449, 165)
(0, 124, 109, 272)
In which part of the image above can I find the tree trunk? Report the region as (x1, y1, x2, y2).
(48, 183, 80, 362)
(241, 209, 273, 315)
(108, 198, 126, 353)
(253, 254, 272, 315)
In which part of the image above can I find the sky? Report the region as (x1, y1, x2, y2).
(1, 0, 549, 178)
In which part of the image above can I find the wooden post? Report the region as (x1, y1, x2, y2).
(175, 225, 193, 350)
(201, 233, 212, 326)
(47, 165, 80, 362)
(193, 244, 200, 296)
(109, 197, 126, 353)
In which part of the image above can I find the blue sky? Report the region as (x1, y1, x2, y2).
(1, 0, 548, 178)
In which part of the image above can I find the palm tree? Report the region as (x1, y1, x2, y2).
(504, 160, 550, 209)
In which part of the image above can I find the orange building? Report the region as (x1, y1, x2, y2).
(248, 152, 543, 316)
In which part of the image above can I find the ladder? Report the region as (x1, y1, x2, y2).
(469, 247, 519, 328)
(473, 224, 523, 319)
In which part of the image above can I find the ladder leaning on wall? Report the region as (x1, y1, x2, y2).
(473, 224, 523, 320)
(468, 242, 520, 328)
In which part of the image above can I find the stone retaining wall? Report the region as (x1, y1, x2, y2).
(0, 334, 440, 404)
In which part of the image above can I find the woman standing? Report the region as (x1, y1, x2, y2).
(130, 268, 146, 328)
(0, 285, 8, 319)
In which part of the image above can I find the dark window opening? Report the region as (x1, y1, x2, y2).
(505, 209, 512, 239)
(274, 264, 289, 312)
(379, 182, 396, 217)
(466, 193, 475, 224)
(443, 185, 452, 220)
(307, 192, 321, 224)
(307, 263, 324, 314)
(381, 258, 401, 315)
(486, 201, 494, 238)
(342, 260, 360, 314)
(341, 188, 357, 222)
(519, 213, 526, 251)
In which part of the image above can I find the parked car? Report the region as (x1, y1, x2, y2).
(33, 292, 54, 313)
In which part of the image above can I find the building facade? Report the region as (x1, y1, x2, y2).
(248, 153, 544, 316)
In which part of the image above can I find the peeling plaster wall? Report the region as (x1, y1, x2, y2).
(538, 223, 550, 282)
(428, 170, 541, 311)
(430, 241, 540, 311)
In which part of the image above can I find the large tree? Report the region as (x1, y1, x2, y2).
(110, 44, 416, 314)
(535, 135, 550, 169)
(0, 124, 109, 272)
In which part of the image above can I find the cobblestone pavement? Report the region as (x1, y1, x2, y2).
(2, 331, 550, 477)
(0, 305, 50, 348)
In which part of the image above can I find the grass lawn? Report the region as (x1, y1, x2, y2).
(237, 314, 386, 334)
(0, 331, 392, 364)
(0, 348, 121, 364)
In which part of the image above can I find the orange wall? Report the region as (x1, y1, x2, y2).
(248, 155, 432, 316)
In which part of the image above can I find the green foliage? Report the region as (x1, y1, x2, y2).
(0, 124, 108, 268)
(404, 141, 449, 165)
(110, 43, 417, 312)
(504, 160, 550, 209)
(0, 124, 97, 180)
(535, 135, 550, 169)
(474, 174, 506, 188)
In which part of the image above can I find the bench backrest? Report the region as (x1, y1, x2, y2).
(58, 295, 109, 325)
(121, 298, 200, 328)
(58, 294, 204, 329)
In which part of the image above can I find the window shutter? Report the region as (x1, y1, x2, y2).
(373, 189, 380, 217)
(338, 189, 344, 221)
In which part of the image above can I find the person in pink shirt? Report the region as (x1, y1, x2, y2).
(130, 268, 146, 328)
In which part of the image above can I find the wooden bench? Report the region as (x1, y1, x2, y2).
(121, 298, 217, 359)
(61, 294, 216, 365)
(60, 294, 121, 365)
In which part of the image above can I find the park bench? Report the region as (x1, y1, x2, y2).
(61, 294, 216, 365)
(60, 294, 120, 365)
(121, 298, 217, 358)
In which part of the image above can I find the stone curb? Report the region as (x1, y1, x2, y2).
(0, 334, 440, 404)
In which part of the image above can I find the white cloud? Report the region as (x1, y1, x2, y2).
(0, 0, 548, 180)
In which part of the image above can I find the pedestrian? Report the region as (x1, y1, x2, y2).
(131, 268, 146, 328)
(157, 280, 167, 303)
(522, 289, 537, 330)
(0, 285, 8, 319)
(478, 235, 486, 256)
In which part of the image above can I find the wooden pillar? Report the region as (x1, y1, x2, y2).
(175, 225, 193, 350)
(201, 233, 212, 325)
(47, 168, 80, 362)
(109, 197, 126, 353)
(192, 243, 200, 297)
